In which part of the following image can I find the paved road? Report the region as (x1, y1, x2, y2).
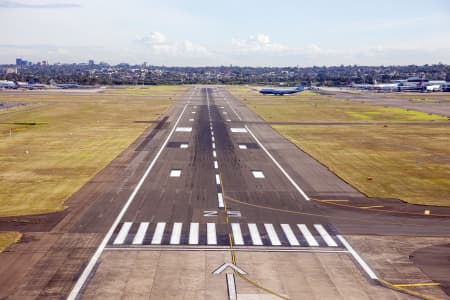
(1, 86, 449, 299)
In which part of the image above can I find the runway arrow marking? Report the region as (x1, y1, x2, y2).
(212, 262, 247, 275)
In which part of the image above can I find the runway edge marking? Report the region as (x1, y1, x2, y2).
(244, 124, 310, 201)
(67, 93, 192, 300)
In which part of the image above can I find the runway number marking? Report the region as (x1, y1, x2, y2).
(203, 210, 218, 217)
(203, 210, 242, 217)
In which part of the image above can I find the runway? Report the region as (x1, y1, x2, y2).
(1, 86, 449, 299)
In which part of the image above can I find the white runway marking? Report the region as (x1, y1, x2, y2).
(170, 222, 183, 245)
(213, 150, 217, 158)
(281, 224, 300, 246)
(211, 136, 215, 142)
(264, 223, 281, 246)
(212, 142, 216, 149)
(252, 170, 265, 178)
(214, 160, 219, 169)
(248, 223, 263, 246)
(297, 224, 319, 246)
(170, 170, 181, 177)
(226, 273, 237, 300)
(180, 144, 189, 149)
(245, 125, 310, 201)
(151, 222, 166, 244)
(238, 144, 247, 149)
(113, 222, 132, 245)
(218, 193, 224, 208)
(314, 224, 338, 247)
(215, 174, 221, 185)
(175, 127, 192, 132)
(189, 222, 199, 245)
(189, 118, 194, 122)
(231, 223, 244, 245)
(207, 223, 217, 245)
(337, 235, 378, 280)
(230, 128, 247, 133)
(132, 222, 149, 245)
(191, 111, 196, 114)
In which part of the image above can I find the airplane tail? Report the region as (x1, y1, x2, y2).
(49, 79, 57, 86)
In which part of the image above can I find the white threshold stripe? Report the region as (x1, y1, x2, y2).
(67, 96, 191, 300)
(231, 223, 244, 245)
(170, 222, 183, 245)
(264, 223, 281, 246)
(188, 223, 199, 245)
(218, 193, 224, 208)
(314, 224, 337, 247)
(245, 125, 310, 201)
(297, 224, 319, 246)
(215, 174, 221, 185)
(207, 223, 217, 245)
(248, 223, 263, 246)
(151, 222, 166, 244)
(226, 273, 237, 300)
(337, 235, 378, 280)
(113, 222, 132, 245)
(132, 222, 149, 245)
(281, 224, 300, 246)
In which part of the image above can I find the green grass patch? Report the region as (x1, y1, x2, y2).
(227, 86, 450, 206)
(227, 86, 447, 123)
(0, 232, 21, 252)
(0, 86, 186, 217)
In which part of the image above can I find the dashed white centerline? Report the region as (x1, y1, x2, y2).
(213, 150, 217, 158)
(215, 174, 221, 185)
(214, 161, 218, 169)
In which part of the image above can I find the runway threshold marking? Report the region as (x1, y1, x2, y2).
(67, 91, 193, 300)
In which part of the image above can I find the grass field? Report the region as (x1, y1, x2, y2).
(0, 86, 186, 217)
(228, 87, 447, 122)
(0, 232, 21, 252)
(228, 86, 450, 206)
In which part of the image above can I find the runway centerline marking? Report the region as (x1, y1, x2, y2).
(67, 91, 192, 300)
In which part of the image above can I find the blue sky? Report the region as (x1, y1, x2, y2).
(1, 0, 450, 66)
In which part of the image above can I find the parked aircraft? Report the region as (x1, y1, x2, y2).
(259, 85, 304, 95)
(0, 80, 17, 89)
(50, 79, 81, 89)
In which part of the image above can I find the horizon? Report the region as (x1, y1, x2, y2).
(1, 0, 450, 66)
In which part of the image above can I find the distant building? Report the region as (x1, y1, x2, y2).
(16, 58, 25, 66)
(88, 59, 95, 66)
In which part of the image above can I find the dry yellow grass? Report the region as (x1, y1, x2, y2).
(0, 232, 21, 252)
(228, 86, 450, 206)
(0, 86, 186, 217)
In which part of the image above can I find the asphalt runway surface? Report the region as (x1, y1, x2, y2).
(1, 86, 449, 299)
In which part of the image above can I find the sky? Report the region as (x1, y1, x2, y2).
(1, 0, 450, 66)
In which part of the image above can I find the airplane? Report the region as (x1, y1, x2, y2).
(16, 81, 49, 90)
(259, 84, 304, 95)
(349, 81, 398, 91)
(50, 79, 81, 89)
(0, 80, 17, 89)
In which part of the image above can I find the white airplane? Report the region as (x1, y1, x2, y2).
(0, 80, 17, 89)
(349, 81, 398, 91)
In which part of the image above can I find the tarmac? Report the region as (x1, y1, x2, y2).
(0, 86, 449, 299)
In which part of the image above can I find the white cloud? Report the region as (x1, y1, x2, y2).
(134, 32, 211, 58)
(231, 33, 289, 53)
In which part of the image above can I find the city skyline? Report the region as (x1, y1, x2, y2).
(1, 0, 450, 66)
